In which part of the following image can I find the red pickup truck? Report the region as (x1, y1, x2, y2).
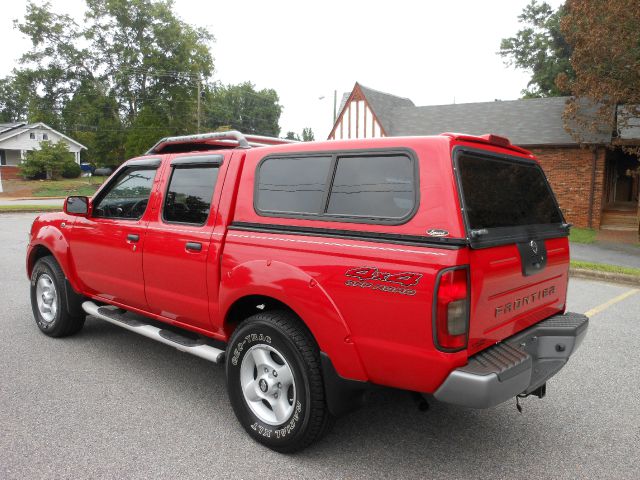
(26, 131, 588, 452)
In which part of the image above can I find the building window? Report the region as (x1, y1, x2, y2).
(42, 133, 48, 140)
(0, 150, 6, 166)
(29, 133, 35, 140)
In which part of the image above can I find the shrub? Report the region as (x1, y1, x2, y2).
(61, 161, 81, 178)
(19, 140, 75, 180)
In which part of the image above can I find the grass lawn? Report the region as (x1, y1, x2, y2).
(569, 228, 597, 244)
(0, 177, 105, 198)
(31, 177, 104, 197)
(0, 205, 61, 213)
(570, 260, 640, 277)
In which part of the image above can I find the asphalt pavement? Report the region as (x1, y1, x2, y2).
(1, 213, 639, 480)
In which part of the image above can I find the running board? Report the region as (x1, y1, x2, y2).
(82, 301, 225, 363)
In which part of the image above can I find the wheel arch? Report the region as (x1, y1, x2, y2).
(220, 260, 368, 382)
(27, 234, 82, 295)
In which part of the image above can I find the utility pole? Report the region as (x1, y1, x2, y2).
(196, 75, 202, 133)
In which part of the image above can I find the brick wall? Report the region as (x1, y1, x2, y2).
(0, 166, 20, 180)
(529, 146, 606, 229)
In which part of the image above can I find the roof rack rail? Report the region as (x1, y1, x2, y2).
(146, 130, 297, 155)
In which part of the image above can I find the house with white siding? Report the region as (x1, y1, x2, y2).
(0, 122, 86, 179)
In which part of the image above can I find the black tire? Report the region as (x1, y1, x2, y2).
(225, 310, 334, 453)
(30, 256, 86, 337)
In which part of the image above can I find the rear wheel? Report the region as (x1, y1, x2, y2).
(225, 310, 333, 453)
(30, 256, 85, 337)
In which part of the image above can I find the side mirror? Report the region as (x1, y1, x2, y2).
(64, 196, 90, 216)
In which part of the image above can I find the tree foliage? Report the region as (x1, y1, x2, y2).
(285, 131, 300, 141)
(20, 140, 75, 179)
(301, 128, 315, 142)
(559, 0, 640, 149)
(205, 82, 282, 137)
(1, 1, 283, 164)
(499, 1, 574, 98)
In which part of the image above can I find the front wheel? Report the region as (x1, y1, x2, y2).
(30, 256, 85, 337)
(225, 310, 333, 453)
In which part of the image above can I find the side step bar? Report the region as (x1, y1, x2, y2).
(82, 301, 225, 363)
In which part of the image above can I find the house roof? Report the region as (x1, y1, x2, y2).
(334, 84, 615, 146)
(0, 122, 27, 135)
(358, 84, 414, 134)
(0, 122, 87, 149)
(337, 92, 350, 118)
(386, 96, 612, 146)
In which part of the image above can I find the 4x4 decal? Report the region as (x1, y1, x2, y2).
(344, 266, 422, 296)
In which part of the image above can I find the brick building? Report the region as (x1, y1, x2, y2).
(328, 83, 639, 235)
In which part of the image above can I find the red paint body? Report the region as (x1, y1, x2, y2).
(26, 134, 569, 394)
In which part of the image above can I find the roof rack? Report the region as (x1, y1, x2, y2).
(145, 130, 297, 155)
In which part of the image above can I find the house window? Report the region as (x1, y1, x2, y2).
(30, 133, 35, 140)
(0, 150, 6, 166)
(42, 133, 48, 140)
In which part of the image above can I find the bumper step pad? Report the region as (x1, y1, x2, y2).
(434, 312, 588, 408)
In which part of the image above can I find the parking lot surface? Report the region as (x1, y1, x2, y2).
(1, 213, 639, 479)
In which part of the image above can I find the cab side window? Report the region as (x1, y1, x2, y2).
(93, 167, 157, 220)
(163, 165, 219, 225)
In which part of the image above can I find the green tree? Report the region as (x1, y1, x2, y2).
(14, 1, 92, 129)
(499, 1, 574, 98)
(0, 1, 284, 160)
(301, 127, 315, 142)
(205, 82, 282, 136)
(62, 79, 124, 166)
(20, 140, 75, 179)
(0, 74, 33, 122)
(285, 131, 300, 141)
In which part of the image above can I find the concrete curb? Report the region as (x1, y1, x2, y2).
(570, 267, 640, 287)
(14, 196, 65, 201)
(0, 208, 61, 214)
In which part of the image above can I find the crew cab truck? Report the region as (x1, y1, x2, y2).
(26, 130, 588, 452)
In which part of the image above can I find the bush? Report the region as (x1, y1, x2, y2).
(61, 161, 81, 178)
(19, 157, 47, 179)
(19, 140, 75, 180)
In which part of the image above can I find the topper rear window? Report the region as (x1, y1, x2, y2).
(455, 150, 566, 246)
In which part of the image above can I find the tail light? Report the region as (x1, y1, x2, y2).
(433, 266, 469, 352)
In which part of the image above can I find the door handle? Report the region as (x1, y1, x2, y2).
(185, 241, 202, 252)
(127, 233, 140, 242)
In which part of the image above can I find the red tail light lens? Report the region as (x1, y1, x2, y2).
(433, 267, 469, 351)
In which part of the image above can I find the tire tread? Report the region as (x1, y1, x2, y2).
(227, 310, 334, 453)
(32, 256, 85, 337)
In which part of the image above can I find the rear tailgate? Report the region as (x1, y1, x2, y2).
(453, 146, 570, 355)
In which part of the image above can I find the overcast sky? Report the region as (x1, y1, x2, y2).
(0, 0, 564, 140)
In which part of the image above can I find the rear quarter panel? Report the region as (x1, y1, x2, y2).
(221, 137, 470, 392)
